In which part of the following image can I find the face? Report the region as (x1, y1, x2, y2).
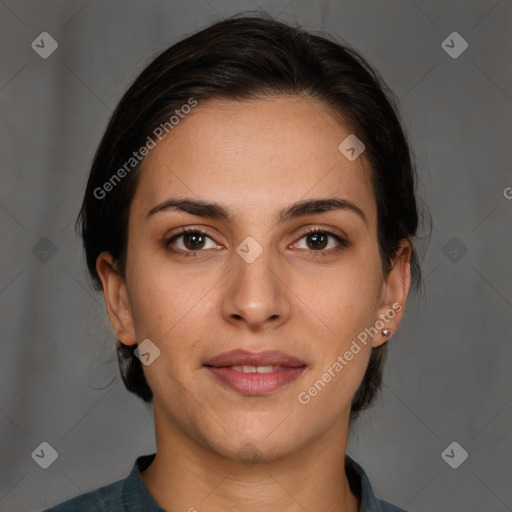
(97, 95, 411, 464)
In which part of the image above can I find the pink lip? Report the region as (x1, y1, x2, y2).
(203, 350, 307, 396)
(206, 366, 306, 395)
(203, 349, 306, 368)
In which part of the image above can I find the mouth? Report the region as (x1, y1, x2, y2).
(203, 349, 307, 395)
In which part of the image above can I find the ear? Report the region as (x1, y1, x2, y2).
(96, 251, 137, 346)
(372, 239, 412, 348)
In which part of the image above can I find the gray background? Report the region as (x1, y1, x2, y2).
(1, 1, 511, 511)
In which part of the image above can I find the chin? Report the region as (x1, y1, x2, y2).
(201, 422, 302, 466)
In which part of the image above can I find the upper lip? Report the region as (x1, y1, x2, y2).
(204, 349, 306, 368)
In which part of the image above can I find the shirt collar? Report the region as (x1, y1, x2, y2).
(345, 454, 395, 511)
(123, 453, 164, 512)
(123, 453, 393, 512)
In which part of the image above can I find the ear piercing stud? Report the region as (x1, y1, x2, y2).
(382, 329, 392, 337)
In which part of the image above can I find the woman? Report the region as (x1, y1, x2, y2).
(44, 14, 424, 512)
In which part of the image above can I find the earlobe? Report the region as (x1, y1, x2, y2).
(95, 251, 137, 346)
(372, 239, 412, 348)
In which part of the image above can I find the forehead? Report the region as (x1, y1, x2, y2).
(131, 95, 376, 225)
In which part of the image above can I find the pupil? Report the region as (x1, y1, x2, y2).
(186, 233, 204, 249)
(309, 233, 326, 250)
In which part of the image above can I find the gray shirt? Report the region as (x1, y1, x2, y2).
(42, 453, 408, 511)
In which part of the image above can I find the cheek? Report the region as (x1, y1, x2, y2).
(126, 252, 215, 362)
(307, 254, 383, 336)
(296, 274, 378, 417)
(131, 280, 198, 338)
(296, 249, 383, 399)
(127, 244, 186, 328)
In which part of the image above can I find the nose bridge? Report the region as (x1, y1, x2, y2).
(234, 234, 279, 299)
(223, 234, 289, 328)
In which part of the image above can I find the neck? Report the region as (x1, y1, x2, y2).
(140, 406, 360, 512)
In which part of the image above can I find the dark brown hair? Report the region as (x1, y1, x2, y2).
(76, 13, 425, 420)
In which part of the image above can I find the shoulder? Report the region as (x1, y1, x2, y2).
(40, 453, 159, 512)
(345, 455, 411, 512)
(41, 478, 125, 511)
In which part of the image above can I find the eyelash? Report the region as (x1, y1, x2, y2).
(164, 227, 349, 258)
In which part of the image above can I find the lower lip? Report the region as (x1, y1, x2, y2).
(205, 366, 306, 395)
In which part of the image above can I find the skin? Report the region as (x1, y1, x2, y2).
(96, 95, 412, 512)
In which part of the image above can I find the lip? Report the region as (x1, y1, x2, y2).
(203, 349, 307, 396)
(203, 349, 306, 368)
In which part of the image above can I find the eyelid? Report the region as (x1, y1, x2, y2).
(296, 225, 348, 242)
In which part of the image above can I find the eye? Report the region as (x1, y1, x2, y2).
(164, 228, 221, 257)
(164, 226, 349, 258)
(293, 227, 349, 254)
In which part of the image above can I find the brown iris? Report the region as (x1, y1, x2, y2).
(306, 232, 328, 250)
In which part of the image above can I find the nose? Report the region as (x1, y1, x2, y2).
(221, 240, 291, 331)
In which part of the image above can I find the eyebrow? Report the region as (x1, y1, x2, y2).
(146, 197, 367, 226)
